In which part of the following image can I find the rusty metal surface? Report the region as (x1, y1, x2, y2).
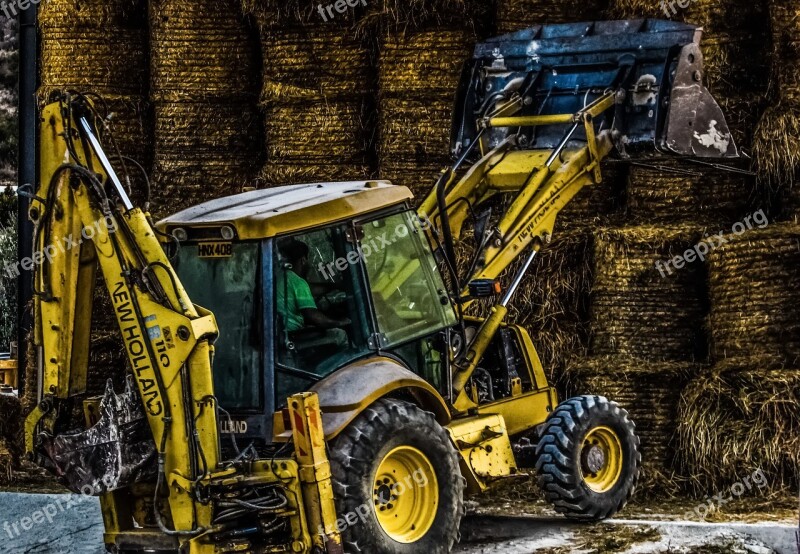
(662, 43, 738, 158)
(38, 377, 156, 495)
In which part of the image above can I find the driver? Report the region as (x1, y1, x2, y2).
(276, 238, 350, 336)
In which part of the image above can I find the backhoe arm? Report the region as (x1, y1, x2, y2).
(25, 95, 221, 535)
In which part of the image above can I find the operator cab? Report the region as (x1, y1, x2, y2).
(159, 182, 456, 442)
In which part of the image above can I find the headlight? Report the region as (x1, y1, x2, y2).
(172, 227, 188, 241)
(220, 225, 236, 241)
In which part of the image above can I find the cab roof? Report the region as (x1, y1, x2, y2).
(156, 181, 413, 240)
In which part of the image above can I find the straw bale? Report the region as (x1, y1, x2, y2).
(0, 442, 12, 484)
(150, 0, 259, 101)
(754, 101, 800, 187)
(378, 28, 474, 98)
(553, 163, 626, 232)
(678, 357, 800, 492)
(564, 355, 698, 494)
(608, 0, 765, 35)
(242, 0, 367, 26)
(259, 25, 372, 103)
(737, 0, 800, 185)
(261, 99, 372, 182)
(706, 222, 800, 364)
(511, 230, 594, 376)
(259, 162, 373, 187)
(153, 99, 263, 211)
(496, 0, 608, 33)
(38, 0, 147, 30)
(626, 163, 754, 227)
(378, 97, 453, 198)
(40, 30, 148, 96)
(590, 225, 707, 362)
(362, 0, 485, 33)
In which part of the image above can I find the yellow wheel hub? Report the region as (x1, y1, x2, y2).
(581, 426, 623, 493)
(373, 445, 438, 543)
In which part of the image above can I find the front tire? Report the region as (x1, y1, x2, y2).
(535, 395, 640, 521)
(329, 398, 464, 554)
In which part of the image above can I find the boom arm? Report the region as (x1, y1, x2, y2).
(25, 95, 221, 534)
(419, 91, 616, 290)
(419, 93, 617, 412)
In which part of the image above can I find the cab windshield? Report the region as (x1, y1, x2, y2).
(173, 242, 262, 411)
(359, 211, 457, 347)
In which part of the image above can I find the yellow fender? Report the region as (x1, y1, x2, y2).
(309, 357, 451, 440)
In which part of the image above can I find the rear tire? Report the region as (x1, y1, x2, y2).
(329, 398, 464, 554)
(535, 395, 640, 521)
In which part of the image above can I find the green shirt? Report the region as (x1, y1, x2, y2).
(276, 270, 317, 332)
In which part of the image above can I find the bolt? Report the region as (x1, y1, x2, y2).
(177, 326, 190, 341)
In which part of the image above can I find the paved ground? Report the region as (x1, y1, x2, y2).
(456, 515, 799, 554)
(0, 493, 796, 553)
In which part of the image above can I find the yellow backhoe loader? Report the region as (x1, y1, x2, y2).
(24, 20, 739, 554)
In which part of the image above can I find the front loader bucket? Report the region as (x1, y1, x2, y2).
(451, 19, 739, 160)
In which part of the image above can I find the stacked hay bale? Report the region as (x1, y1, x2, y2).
(495, 0, 609, 33)
(626, 164, 755, 228)
(706, 223, 800, 363)
(243, 2, 374, 186)
(149, 0, 262, 213)
(753, 0, 800, 219)
(565, 357, 697, 494)
(376, 23, 476, 198)
(555, 163, 626, 233)
(568, 226, 708, 490)
(590, 226, 707, 362)
(677, 223, 800, 491)
(678, 358, 800, 492)
(608, 0, 770, 149)
(507, 229, 594, 379)
(0, 393, 22, 484)
(38, 0, 152, 198)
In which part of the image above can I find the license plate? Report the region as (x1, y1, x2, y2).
(198, 241, 233, 258)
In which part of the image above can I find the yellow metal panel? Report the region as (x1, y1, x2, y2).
(289, 392, 342, 553)
(510, 325, 550, 392)
(0, 360, 17, 388)
(488, 113, 574, 127)
(484, 150, 556, 191)
(446, 414, 518, 494)
(476, 390, 556, 436)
